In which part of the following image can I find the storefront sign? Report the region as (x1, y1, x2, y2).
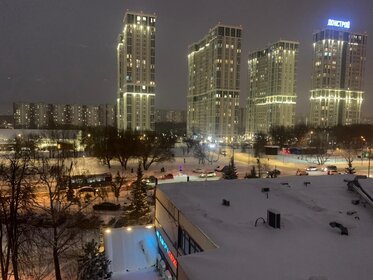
(156, 230, 177, 267)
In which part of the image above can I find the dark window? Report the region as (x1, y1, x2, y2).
(127, 14, 134, 24)
(218, 27, 224, 36)
(237, 29, 241, 38)
(178, 227, 202, 255)
(150, 17, 155, 27)
(231, 28, 236, 37)
(225, 27, 230, 36)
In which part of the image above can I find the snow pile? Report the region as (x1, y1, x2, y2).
(104, 226, 158, 275)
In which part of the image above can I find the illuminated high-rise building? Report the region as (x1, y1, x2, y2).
(117, 11, 156, 131)
(309, 20, 367, 127)
(246, 40, 299, 136)
(187, 25, 242, 142)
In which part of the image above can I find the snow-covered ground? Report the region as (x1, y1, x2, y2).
(112, 268, 160, 280)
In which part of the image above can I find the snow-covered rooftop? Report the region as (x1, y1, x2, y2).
(158, 175, 373, 280)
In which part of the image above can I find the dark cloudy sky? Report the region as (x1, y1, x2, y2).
(0, 0, 372, 117)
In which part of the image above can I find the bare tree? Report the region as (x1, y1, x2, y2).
(116, 130, 140, 170)
(184, 138, 198, 154)
(193, 143, 219, 165)
(253, 133, 267, 158)
(111, 171, 127, 203)
(138, 132, 175, 170)
(308, 132, 330, 165)
(33, 158, 96, 280)
(0, 154, 34, 280)
(89, 128, 117, 169)
(193, 143, 207, 165)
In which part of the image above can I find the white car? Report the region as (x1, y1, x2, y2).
(193, 168, 204, 173)
(306, 166, 318, 171)
(323, 165, 337, 172)
(200, 171, 216, 178)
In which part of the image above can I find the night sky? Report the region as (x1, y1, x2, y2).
(0, 0, 372, 117)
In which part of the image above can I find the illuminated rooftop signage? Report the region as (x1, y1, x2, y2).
(327, 19, 350, 29)
(156, 230, 177, 267)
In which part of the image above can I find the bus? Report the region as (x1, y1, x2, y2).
(59, 173, 112, 189)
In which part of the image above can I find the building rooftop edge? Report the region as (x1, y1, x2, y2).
(188, 23, 242, 50)
(313, 28, 367, 36)
(124, 11, 156, 18)
(248, 39, 300, 56)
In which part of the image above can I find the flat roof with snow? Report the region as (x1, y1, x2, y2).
(158, 175, 373, 280)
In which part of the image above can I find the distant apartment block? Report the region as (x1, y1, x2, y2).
(246, 40, 299, 137)
(0, 115, 13, 129)
(309, 25, 367, 127)
(187, 24, 242, 142)
(155, 109, 186, 123)
(117, 11, 156, 132)
(13, 102, 115, 129)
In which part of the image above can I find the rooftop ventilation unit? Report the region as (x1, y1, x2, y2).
(222, 199, 230, 206)
(267, 209, 281, 229)
(262, 187, 270, 199)
(329, 221, 348, 235)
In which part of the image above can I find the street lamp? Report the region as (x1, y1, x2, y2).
(368, 146, 371, 178)
(361, 136, 371, 177)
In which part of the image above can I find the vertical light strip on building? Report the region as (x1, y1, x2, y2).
(117, 12, 156, 131)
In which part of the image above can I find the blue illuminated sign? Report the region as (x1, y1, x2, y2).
(156, 230, 177, 267)
(327, 19, 350, 29)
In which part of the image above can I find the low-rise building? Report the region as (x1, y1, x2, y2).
(155, 175, 373, 279)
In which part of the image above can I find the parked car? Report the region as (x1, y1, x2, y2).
(160, 173, 174, 180)
(93, 202, 120, 211)
(193, 168, 204, 173)
(323, 165, 337, 172)
(200, 171, 216, 178)
(266, 169, 281, 178)
(296, 169, 309, 176)
(77, 186, 98, 196)
(142, 175, 157, 185)
(215, 165, 229, 172)
(306, 166, 318, 171)
(327, 170, 339, 175)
